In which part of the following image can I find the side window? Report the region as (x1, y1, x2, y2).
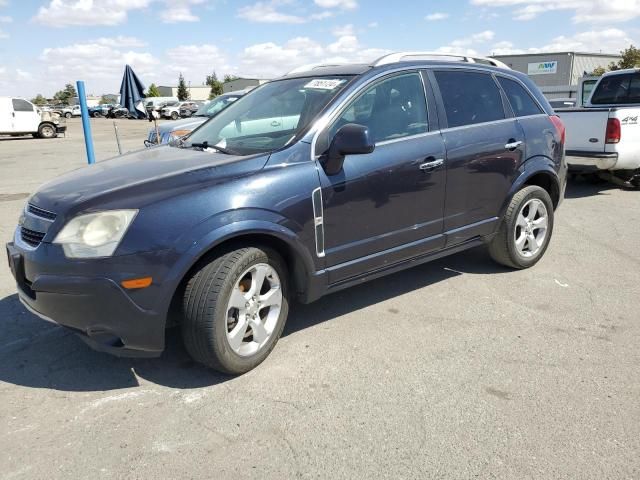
(330, 72, 428, 144)
(434, 71, 505, 128)
(12, 99, 34, 112)
(497, 77, 543, 117)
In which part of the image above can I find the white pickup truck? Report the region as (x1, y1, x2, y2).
(556, 68, 640, 187)
(0, 97, 66, 139)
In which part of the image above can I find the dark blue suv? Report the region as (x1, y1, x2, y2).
(6, 55, 567, 374)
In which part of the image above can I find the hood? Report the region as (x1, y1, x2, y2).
(154, 116, 208, 135)
(30, 146, 267, 215)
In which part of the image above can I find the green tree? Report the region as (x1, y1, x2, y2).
(206, 71, 223, 99)
(53, 82, 78, 105)
(609, 45, 640, 71)
(223, 74, 239, 83)
(146, 83, 161, 97)
(99, 95, 111, 105)
(31, 94, 47, 105)
(177, 73, 190, 101)
(590, 66, 607, 76)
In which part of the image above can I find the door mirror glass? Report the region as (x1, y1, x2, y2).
(324, 123, 375, 175)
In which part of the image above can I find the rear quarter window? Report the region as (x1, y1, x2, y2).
(434, 71, 506, 128)
(497, 77, 543, 117)
(591, 73, 640, 104)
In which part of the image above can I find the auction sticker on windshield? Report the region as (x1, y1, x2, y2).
(304, 79, 346, 90)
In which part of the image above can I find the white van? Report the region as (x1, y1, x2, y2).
(0, 97, 66, 138)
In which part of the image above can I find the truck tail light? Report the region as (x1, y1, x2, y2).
(549, 115, 565, 145)
(605, 118, 621, 144)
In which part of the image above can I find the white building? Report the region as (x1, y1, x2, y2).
(157, 85, 211, 101)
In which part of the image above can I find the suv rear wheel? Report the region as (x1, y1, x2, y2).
(182, 246, 289, 374)
(489, 185, 554, 269)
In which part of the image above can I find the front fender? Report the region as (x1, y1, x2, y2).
(161, 209, 318, 310)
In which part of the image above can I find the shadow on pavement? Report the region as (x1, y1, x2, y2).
(0, 246, 505, 392)
(564, 176, 625, 199)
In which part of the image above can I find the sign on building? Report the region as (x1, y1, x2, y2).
(528, 61, 558, 75)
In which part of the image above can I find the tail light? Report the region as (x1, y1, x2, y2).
(549, 115, 565, 145)
(605, 118, 621, 144)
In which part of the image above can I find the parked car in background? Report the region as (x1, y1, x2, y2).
(146, 90, 248, 145)
(179, 101, 206, 118)
(88, 104, 114, 118)
(57, 105, 81, 118)
(549, 98, 576, 109)
(556, 68, 640, 186)
(161, 101, 193, 120)
(0, 97, 66, 138)
(145, 97, 179, 115)
(9, 53, 566, 375)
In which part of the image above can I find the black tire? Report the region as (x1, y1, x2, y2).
(630, 176, 640, 188)
(182, 246, 289, 374)
(38, 123, 57, 139)
(64, 112, 71, 118)
(171, 111, 179, 120)
(92, 111, 101, 118)
(488, 185, 554, 269)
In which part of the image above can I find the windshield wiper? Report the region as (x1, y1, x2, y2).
(190, 141, 238, 155)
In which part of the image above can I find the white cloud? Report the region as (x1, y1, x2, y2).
(238, 1, 306, 24)
(489, 28, 635, 56)
(0, 15, 12, 22)
(470, 0, 640, 23)
(95, 36, 147, 48)
(0, 28, 7, 39)
(160, 0, 205, 23)
(314, 0, 357, 9)
(238, 34, 388, 78)
(310, 11, 333, 20)
(33, 0, 153, 27)
(368, 21, 378, 28)
(435, 30, 495, 56)
(425, 12, 449, 21)
(38, 39, 158, 94)
(332, 23, 355, 36)
(164, 44, 232, 84)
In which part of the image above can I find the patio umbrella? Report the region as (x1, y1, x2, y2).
(119, 65, 147, 119)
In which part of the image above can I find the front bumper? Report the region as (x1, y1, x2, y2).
(6, 239, 171, 357)
(566, 150, 618, 172)
(55, 125, 67, 134)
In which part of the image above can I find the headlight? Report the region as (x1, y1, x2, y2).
(168, 129, 192, 142)
(54, 210, 137, 258)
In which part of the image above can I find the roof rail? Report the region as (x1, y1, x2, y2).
(372, 52, 510, 69)
(285, 63, 347, 75)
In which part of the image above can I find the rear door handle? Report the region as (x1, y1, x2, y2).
(419, 158, 444, 172)
(505, 140, 523, 150)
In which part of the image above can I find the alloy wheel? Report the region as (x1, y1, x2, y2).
(225, 263, 282, 357)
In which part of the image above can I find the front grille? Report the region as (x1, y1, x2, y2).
(21, 227, 46, 248)
(27, 204, 57, 221)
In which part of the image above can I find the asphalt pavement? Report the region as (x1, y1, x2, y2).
(0, 118, 638, 479)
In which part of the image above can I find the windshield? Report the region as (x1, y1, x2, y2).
(196, 96, 241, 117)
(591, 73, 640, 105)
(186, 76, 352, 155)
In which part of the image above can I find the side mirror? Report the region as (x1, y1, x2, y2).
(323, 123, 375, 175)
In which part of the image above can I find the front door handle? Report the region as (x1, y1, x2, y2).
(271, 120, 281, 127)
(505, 140, 523, 150)
(419, 158, 444, 172)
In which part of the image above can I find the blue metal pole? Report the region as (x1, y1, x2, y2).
(76, 80, 96, 165)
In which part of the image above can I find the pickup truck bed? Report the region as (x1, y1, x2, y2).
(556, 106, 640, 176)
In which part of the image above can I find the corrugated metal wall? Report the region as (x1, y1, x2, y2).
(492, 53, 572, 87)
(572, 54, 621, 84)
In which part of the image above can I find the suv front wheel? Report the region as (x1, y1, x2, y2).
(182, 246, 290, 374)
(489, 185, 554, 269)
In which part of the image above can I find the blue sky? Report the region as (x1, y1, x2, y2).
(0, 0, 638, 98)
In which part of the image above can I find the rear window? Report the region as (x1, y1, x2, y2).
(434, 71, 505, 128)
(591, 73, 640, 105)
(497, 77, 543, 117)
